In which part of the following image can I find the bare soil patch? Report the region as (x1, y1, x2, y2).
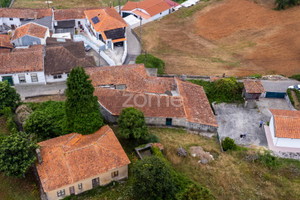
(140, 0, 300, 76)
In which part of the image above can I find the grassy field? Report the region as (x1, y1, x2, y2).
(12, 0, 136, 9)
(137, 0, 300, 77)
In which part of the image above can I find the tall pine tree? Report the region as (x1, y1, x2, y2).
(64, 67, 104, 134)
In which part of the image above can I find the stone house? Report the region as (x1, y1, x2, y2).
(265, 109, 300, 150)
(242, 79, 265, 100)
(85, 64, 218, 132)
(36, 125, 130, 200)
(11, 22, 50, 46)
(121, 0, 171, 21)
(84, 7, 127, 49)
(0, 45, 46, 85)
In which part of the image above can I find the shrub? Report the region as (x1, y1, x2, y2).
(145, 133, 160, 143)
(289, 74, 300, 81)
(118, 107, 148, 140)
(222, 137, 237, 151)
(180, 183, 215, 200)
(258, 151, 281, 169)
(132, 156, 177, 200)
(275, 0, 300, 10)
(0, 0, 12, 7)
(24, 101, 65, 140)
(136, 54, 165, 74)
(1, 107, 17, 133)
(287, 89, 295, 106)
(0, 81, 20, 113)
(248, 73, 262, 79)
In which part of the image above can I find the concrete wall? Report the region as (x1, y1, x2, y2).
(0, 71, 46, 85)
(188, 122, 218, 132)
(45, 165, 128, 200)
(98, 102, 118, 123)
(145, 116, 187, 127)
(150, 9, 170, 21)
(45, 73, 68, 83)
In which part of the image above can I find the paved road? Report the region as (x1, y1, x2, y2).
(261, 79, 300, 92)
(124, 27, 142, 65)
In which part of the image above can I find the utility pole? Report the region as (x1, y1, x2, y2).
(98, 48, 101, 66)
(139, 18, 142, 41)
(119, 0, 121, 15)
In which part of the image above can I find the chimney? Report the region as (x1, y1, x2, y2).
(171, 83, 177, 91)
(34, 12, 37, 20)
(36, 149, 43, 164)
(181, 74, 187, 81)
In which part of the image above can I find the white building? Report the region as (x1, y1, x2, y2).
(11, 23, 50, 47)
(121, 0, 171, 21)
(0, 46, 46, 85)
(266, 109, 300, 150)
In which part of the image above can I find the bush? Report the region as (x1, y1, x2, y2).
(24, 101, 65, 140)
(222, 137, 237, 151)
(0, 81, 20, 113)
(180, 183, 215, 200)
(248, 73, 262, 79)
(258, 151, 281, 169)
(289, 74, 300, 81)
(118, 107, 148, 140)
(136, 54, 165, 74)
(275, 0, 300, 10)
(132, 156, 177, 200)
(287, 89, 295, 106)
(145, 133, 160, 143)
(1, 107, 17, 133)
(0, 0, 12, 7)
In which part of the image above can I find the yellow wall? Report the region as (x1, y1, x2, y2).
(45, 165, 128, 200)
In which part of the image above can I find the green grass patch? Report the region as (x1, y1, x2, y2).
(248, 73, 262, 79)
(136, 54, 165, 74)
(189, 78, 244, 103)
(178, 1, 211, 18)
(287, 88, 300, 110)
(289, 74, 300, 81)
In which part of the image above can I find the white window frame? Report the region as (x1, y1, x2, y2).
(57, 189, 65, 197)
(31, 73, 38, 82)
(18, 74, 26, 83)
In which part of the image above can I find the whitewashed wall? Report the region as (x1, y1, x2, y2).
(0, 71, 46, 85)
(45, 73, 68, 83)
(0, 17, 21, 27)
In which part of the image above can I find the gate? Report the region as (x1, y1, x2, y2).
(265, 92, 286, 98)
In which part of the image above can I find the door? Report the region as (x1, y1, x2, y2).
(92, 177, 100, 188)
(2, 76, 14, 86)
(265, 92, 286, 98)
(69, 186, 75, 195)
(166, 118, 172, 126)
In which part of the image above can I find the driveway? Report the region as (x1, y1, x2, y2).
(124, 27, 142, 64)
(15, 82, 67, 100)
(261, 79, 300, 92)
(214, 98, 291, 148)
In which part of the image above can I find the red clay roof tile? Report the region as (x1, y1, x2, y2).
(244, 79, 264, 94)
(12, 23, 48, 41)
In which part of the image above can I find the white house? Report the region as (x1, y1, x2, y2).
(84, 7, 127, 49)
(266, 109, 300, 150)
(0, 8, 52, 30)
(11, 22, 50, 47)
(121, 0, 171, 21)
(0, 45, 46, 85)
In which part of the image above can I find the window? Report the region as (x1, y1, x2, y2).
(166, 118, 172, 126)
(57, 189, 65, 197)
(78, 183, 83, 190)
(53, 74, 62, 79)
(18, 74, 26, 83)
(92, 177, 100, 188)
(31, 73, 38, 82)
(9, 18, 13, 21)
(111, 171, 119, 178)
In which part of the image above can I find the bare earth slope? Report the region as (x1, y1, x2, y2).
(140, 0, 300, 76)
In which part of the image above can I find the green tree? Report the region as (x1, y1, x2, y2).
(275, 0, 299, 10)
(64, 67, 104, 135)
(118, 107, 148, 140)
(180, 183, 215, 200)
(132, 156, 177, 200)
(0, 132, 38, 177)
(222, 137, 237, 151)
(24, 101, 65, 140)
(0, 81, 20, 112)
(214, 77, 242, 103)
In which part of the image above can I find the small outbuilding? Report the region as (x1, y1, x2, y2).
(243, 79, 264, 100)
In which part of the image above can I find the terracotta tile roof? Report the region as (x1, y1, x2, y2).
(0, 8, 52, 19)
(87, 64, 217, 126)
(270, 109, 300, 139)
(164, 0, 180, 7)
(176, 78, 218, 127)
(0, 34, 13, 49)
(122, 0, 171, 17)
(44, 40, 95, 75)
(36, 125, 130, 192)
(0, 45, 44, 74)
(11, 23, 48, 41)
(85, 64, 174, 94)
(84, 7, 127, 35)
(243, 79, 264, 94)
(132, 10, 151, 19)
